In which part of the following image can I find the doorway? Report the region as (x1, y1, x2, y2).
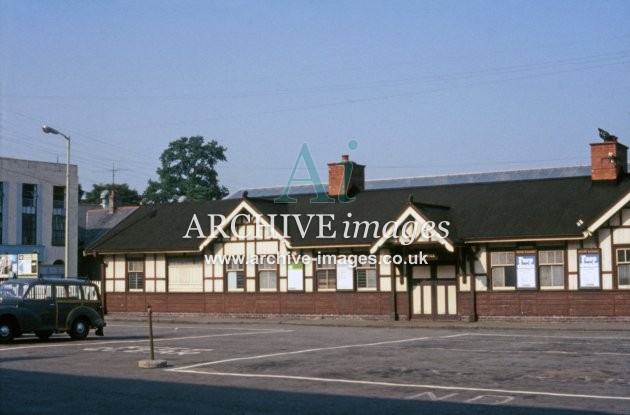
(411, 264, 458, 319)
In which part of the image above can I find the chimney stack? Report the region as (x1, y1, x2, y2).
(591, 131, 627, 181)
(108, 190, 117, 214)
(328, 155, 365, 198)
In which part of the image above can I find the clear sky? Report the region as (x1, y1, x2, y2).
(1, 0, 629, 196)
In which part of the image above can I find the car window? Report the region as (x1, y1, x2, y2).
(56, 285, 68, 299)
(0, 282, 26, 298)
(82, 285, 99, 301)
(25, 284, 53, 301)
(68, 285, 82, 299)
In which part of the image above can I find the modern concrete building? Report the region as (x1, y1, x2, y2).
(0, 157, 79, 279)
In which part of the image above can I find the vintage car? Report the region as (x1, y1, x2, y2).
(0, 278, 106, 343)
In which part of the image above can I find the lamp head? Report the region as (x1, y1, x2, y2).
(42, 125, 60, 135)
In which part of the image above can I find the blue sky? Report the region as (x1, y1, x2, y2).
(1, 0, 629, 196)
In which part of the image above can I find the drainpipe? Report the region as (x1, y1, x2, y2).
(468, 248, 477, 322)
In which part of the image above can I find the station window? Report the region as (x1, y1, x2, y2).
(21, 184, 37, 245)
(127, 259, 145, 291)
(490, 251, 516, 289)
(539, 250, 565, 288)
(356, 258, 377, 289)
(616, 248, 630, 288)
(51, 186, 65, 246)
(258, 255, 277, 291)
(226, 257, 245, 291)
(316, 257, 336, 290)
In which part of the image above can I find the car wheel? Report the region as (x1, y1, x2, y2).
(69, 317, 90, 340)
(35, 330, 53, 340)
(0, 319, 15, 343)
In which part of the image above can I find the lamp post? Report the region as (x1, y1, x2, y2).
(42, 125, 70, 278)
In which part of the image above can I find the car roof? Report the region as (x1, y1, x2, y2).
(4, 278, 96, 285)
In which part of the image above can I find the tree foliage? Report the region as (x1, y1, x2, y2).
(143, 136, 228, 203)
(82, 183, 141, 206)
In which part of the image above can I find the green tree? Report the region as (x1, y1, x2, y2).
(82, 183, 141, 206)
(143, 136, 228, 203)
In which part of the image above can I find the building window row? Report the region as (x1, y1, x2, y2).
(490, 250, 566, 290)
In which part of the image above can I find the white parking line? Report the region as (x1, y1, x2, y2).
(170, 369, 630, 402)
(171, 333, 470, 371)
(0, 329, 293, 352)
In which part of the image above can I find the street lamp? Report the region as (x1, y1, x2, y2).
(42, 125, 70, 278)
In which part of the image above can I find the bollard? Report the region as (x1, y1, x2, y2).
(138, 304, 167, 369)
(148, 304, 155, 361)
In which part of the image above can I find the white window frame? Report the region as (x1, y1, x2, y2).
(356, 259, 377, 291)
(316, 258, 336, 291)
(539, 250, 565, 289)
(226, 257, 245, 292)
(490, 251, 516, 290)
(616, 248, 630, 289)
(127, 258, 145, 291)
(258, 255, 277, 291)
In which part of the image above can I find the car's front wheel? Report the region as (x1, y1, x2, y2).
(0, 319, 16, 343)
(69, 317, 90, 340)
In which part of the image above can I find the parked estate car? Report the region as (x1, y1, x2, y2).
(0, 277, 106, 343)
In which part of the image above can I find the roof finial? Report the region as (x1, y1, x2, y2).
(407, 194, 414, 204)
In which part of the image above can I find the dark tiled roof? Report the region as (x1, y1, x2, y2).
(86, 175, 630, 253)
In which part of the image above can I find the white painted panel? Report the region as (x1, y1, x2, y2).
(114, 280, 125, 292)
(448, 285, 457, 315)
(279, 263, 287, 277)
(395, 276, 407, 291)
(412, 285, 421, 314)
(168, 258, 203, 292)
(214, 279, 223, 293)
(256, 241, 277, 255)
(459, 275, 471, 292)
(224, 242, 245, 255)
(380, 277, 391, 292)
(602, 273, 613, 290)
(246, 279, 256, 292)
(622, 208, 630, 225)
(568, 274, 578, 290)
(413, 266, 431, 279)
(475, 247, 487, 273)
(379, 250, 391, 275)
(105, 255, 114, 279)
(145, 279, 155, 293)
(600, 229, 612, 272)
(613, 228, 630, 244)
(437, 265, 456, 279)
(204, 279, 213, 292)
(475, 276, 487, 291)
(155, 280, 166, 292)
(145, 256, 155, 278)
(610, 212, 620, 227)
(422, 286, 432, 314)
(436, 285, 446, 314)
(567, 245, 578, 273)
(105, 280, 114, 292)
(114, 256, 125, 279)
(155, 255, 166, 278)
(280, 278, 287, 292)
(305, 278, 313, 292)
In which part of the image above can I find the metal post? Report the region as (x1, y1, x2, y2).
(64, 136, 70, 278)
(147, 304, 155, 361)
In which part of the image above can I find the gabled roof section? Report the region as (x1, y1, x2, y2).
(85, 199, 241, 254)
(369, 202, 455, 254)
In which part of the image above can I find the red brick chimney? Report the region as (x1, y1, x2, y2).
(328, 155, 365, 197)
(591, 135, 627, 181)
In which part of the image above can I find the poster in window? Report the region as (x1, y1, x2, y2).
(578, 251, 601, 289)
(336, 261, 354, 290)
(0, 255, 17, 279)
(516, 253, 537, 288)
(287, 262, 304, 291)
(18, 253, 38, 277)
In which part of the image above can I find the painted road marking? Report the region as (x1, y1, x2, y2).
(169, 369, 630, 402)
(172, 333, 470, 371)
(0, 329, 293, 352)
(84, 345, 213, 356)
